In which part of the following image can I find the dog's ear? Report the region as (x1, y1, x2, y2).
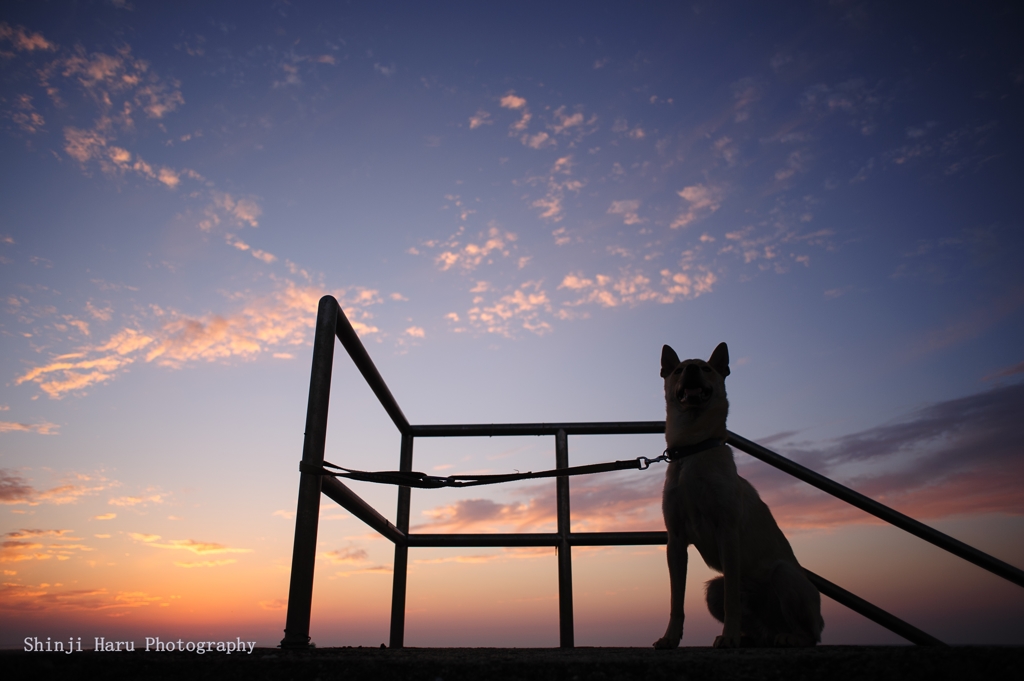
(661, 345, 681, 378)
(708, 342, 730, 378)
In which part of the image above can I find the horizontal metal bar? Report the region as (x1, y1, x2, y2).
(727, 430, 1024, 590)
(404, 531, 669, 548)
(410, 421, 666, 437)
(407, 533, 559, 547)
(321, 475, 406, 544)
(804, 569, 945, 646)
(570, 531, 668, 546)
(331, 298, 411, 434)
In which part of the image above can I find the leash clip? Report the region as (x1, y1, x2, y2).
(637, 454, 668, 470)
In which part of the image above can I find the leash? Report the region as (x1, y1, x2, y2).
(300, 438, 726, 489)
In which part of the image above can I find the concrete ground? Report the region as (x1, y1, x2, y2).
(5, 645, 1023, 680)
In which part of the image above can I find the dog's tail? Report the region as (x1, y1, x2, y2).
(704, 576, 726, 623)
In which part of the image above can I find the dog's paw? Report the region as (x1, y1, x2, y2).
(653, 636, 680, 650)
(713, 634, 742, 649)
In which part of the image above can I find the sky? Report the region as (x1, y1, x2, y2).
(1, 0, 1023, 649)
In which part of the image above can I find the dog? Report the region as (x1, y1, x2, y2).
(653, 342, 823, 649)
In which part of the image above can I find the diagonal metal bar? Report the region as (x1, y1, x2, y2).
(321, 475, 405, 544)
(727, 431, 1024, 590)
(333, 298, 410, 434)
(805, 570, 945, 646)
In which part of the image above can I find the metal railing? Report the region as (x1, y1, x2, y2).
(280, 296, 1024, 649)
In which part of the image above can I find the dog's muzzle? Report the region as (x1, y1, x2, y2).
(677, 365, 712, 406)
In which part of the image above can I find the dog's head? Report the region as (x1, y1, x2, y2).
(661, 342, 730, 441)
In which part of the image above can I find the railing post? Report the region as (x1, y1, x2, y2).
(281, 296, 338, 649)
(555, 429, 574, 648)
(389, 432, 414, 648)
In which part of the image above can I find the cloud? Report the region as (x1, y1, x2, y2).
(201, 192, 262, 230)
(0, 421, 60, 435)
(434, 226, 518, 272)
(414, 472, 664, 535)
(527, 156, 584, 223)
(524, 131, 553, 149)
(500, 92, 532, 135)
(550, 106, 585, 134)
(7, 94, 46, 133)
(0, 470, 114, 506)
(2, 34, 188, 192)
(984, 361, 1024, 382)
(465, 280, 552, 337)
(607, 200, 643, 225)
(671, 184, 723, 228)
(108, 491, 167, 507)
(468, 110, 492, 129)
(226, 234, 277, 263)
(404, 326, 425, 338)
(324, 546, 369, 565)
(1, 528, 93, 563)
(913, 288, 1024, 356)
(731, 76, 759, 122)
(744, 382, 1024, 529)
(0, 584, 165, 613)
(15, 279, 384, 398)
(500, 93, 527, 110)
(129, 533, 252, 555)
(557, 267, 716, 309)
(800, 78, 882, 136)
(611, 118, 645, 140)
(0, 23, 56, 52)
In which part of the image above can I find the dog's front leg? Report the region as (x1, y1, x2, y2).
(654, 534, 688, 649)
(713, 529, 743, 648)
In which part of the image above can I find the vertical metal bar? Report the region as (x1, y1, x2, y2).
(388, 432, 414, 648)
(555, 428, 574, 648)
(281, 295, 339, 649)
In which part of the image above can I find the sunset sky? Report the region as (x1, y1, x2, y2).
(2, 0, 1023, 649)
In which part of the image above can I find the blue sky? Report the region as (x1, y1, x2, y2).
(2, 0, 1023, 647)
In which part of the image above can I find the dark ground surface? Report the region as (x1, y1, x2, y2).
(4, 646, 1023, 680)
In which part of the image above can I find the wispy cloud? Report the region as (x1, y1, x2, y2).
(465, 280, 553, 337)
(526, 156, 584, 225)
(0, 583, 165, 612)
(434, 225, 518, 272)
(500, 90, 529, 126)
(607, 199, 644, 225)
(468, 109, 492, 129)
(2, 26, 194, 194)
(108, 490, 168, 507)
(0, 23, 55, 52)
(0, 421, 59, 435)
(671, 184, 723, 229)
(129, 533, 252, 555)
(14, 279, 384, 398)
(558, 266, 716, 308)
(0, 470, 115, 506)
(744, 382, 1024, 529)
(1, 529, 94, 564)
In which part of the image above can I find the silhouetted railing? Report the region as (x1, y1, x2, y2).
(281, 295, 1023, 649)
